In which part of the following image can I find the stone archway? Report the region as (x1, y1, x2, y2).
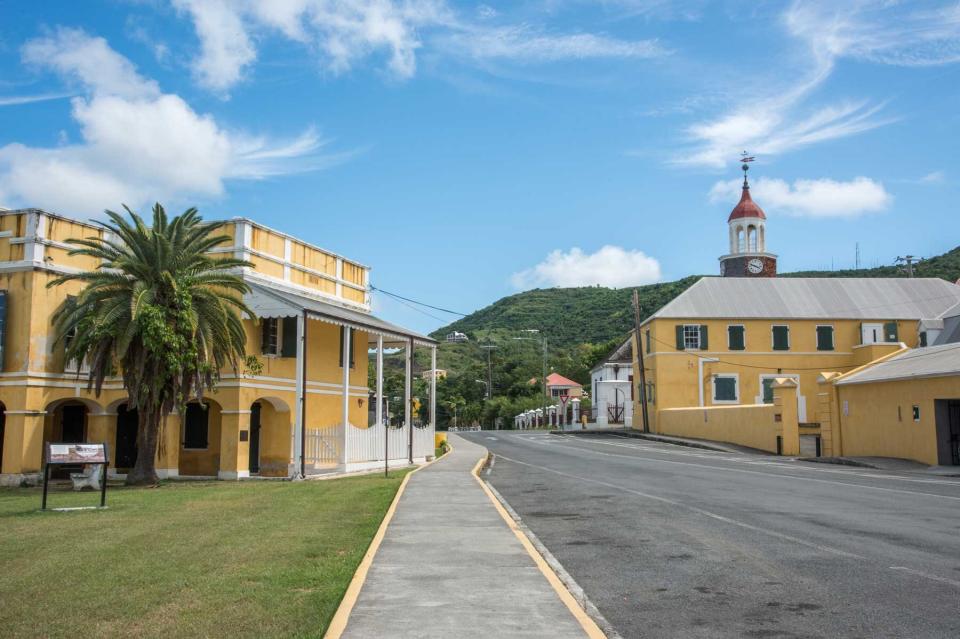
(43, 398, 102, 478)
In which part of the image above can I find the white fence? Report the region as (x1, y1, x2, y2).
(303, 422, 435, 474)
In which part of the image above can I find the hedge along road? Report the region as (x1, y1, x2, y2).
(462, 431, 960, 639)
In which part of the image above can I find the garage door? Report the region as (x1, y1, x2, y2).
(799, 435, 821, 458)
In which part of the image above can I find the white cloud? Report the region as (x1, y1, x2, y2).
(0, 28, 333, 215)
(511, 245, 662, 290)
(709, 176, 892, 218)
(170, 0, 667, 93)
(918, 170, 945, 184)
(172, 0, 256, 93)
(674, 1, 960, 167)
(0, 92, 74, 107)
(441, 25, 666, 62)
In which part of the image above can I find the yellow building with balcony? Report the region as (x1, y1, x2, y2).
(0, 208, 437, 485)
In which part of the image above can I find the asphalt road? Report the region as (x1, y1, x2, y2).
(461, 431, 960, 639)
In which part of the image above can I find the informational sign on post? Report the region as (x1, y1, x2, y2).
(41, 442, 109, 511)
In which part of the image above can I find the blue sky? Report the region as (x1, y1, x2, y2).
(1, 1, 959, 334)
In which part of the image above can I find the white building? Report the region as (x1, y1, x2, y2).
(589, 337, 634, 426)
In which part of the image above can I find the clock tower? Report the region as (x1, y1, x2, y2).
(719, 154, 777, 278)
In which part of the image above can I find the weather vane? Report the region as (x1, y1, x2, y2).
(740, 151, 755, 187)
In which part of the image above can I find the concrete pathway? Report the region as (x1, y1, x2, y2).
(340, 434, 589, 639)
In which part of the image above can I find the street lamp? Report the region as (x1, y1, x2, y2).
(474, 379, 489, 400)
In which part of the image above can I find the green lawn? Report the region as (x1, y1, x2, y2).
(0, 472, 408, 639)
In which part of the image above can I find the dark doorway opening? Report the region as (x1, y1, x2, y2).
(53, 403, 87, 478)
(249, 402, 261, 474)
(0, 402, 6, 473)
(115, 404, 139, 470)
(935, 400, 960, 466)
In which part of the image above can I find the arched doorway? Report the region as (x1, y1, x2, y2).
(178, 399, 222, 477)
(250, 397, 291, 477)
(249, 402, 262, 474)
(115, 403, 139, 471)
(44, 400, 90, 478)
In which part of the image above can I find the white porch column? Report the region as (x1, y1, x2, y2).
(572, 398, 580, 425)
(376, 335, 384, 428)
(430, 346, 437, 431)
(341, 324, 352, 466)
(405, 338, 413, 463)
(292, 312, 305, 478)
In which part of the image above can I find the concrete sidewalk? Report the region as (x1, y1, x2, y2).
(339, 434, 590, 639)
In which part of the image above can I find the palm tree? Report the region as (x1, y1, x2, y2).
(50, 204, 253, 485)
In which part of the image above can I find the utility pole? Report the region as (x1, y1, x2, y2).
(896, 255, 922, 277)
(480, 344, 496, 400)
(632, 289, 651, 433)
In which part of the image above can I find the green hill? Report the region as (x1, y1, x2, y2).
(432, 246, 960, 354)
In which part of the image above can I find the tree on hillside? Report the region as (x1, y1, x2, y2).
(50, 204, 252, 485)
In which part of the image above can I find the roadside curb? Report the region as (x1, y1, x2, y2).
(323, 447, 447, 639)
(473, 452, 613, 639)
(798, 457, 878, 469)
(553, 428, 735, 453)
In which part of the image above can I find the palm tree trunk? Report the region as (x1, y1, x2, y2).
(126, 405, 162, 485)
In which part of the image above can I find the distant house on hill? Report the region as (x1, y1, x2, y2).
(446, 331, 469, 343)
(546, 373, 583, 399)
(590, 338, 634, 426)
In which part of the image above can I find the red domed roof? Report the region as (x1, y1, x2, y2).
(728, 185, 766, 222)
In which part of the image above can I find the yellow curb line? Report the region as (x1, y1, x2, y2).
(323, 447, 448, 639)
(472, 453, 607, 639)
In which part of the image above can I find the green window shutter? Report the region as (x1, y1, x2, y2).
(645, 329, 651, 354)
(675, 325, 684, 350)
(280, 316, 298, 357)
(350, 329, 356, 368)
(699, 325, 708, 350)
(884, 322, 899, 343)
(728, 325, 745, 350)
(816, 326, 834, 351)
(919, 331, 928, 347)
(773, 326, 790, 350)
(762, 378, 775, 404)
(714, 376, 736, 401)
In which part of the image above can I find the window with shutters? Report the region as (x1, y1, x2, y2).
(645, 329, 651, 354)
(713, 374, 738, 404)
(683, 325, 701, 350)
(183, 403, 209, 449)
(339, 326, 356, 368)
(761, 377, 776, 404)
(772, 325, 790, 350)
(816, 325, 834, 351)
(919, 331, 928, 347)
(261, 318, 280, 356)
(727, 325, 745, 350)
(883, 322, 899, 343)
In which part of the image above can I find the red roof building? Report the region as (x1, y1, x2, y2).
(546, 373, 583, 399)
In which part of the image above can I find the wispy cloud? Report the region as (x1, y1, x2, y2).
(169, 0, 669, 94)
(674, 1, 960, 167)
(0, 28, 341, 215)
(511, 245, 662, 289)
(918, 170, 946, 184)
(0, 92, 74, 107)
(709, 175, 892, 218)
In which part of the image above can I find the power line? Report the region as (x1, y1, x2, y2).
(373, 290, 448, 323)
(370, 285, 468, 316)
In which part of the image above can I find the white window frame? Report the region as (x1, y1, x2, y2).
(712, 373, 739, 405)
(727, 324, 745, 350)
(771, 324, 791, 350)
(815, 324, 835, 351)
(683, 324, 701, 350)
(861, 323, 883, 345)
(757, 373, 799, 404)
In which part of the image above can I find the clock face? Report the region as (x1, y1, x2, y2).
(747, 258, 764, 274)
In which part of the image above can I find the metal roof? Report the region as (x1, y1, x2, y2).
(650, 277, 960, 321)
(244, 282, 436, 347)
(835, 343, 960, 385)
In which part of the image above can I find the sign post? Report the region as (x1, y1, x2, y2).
(41, 442, 109, 511)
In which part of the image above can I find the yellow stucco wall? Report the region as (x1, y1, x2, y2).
(657, 404, 779, 452)
(835, 376, 960, 465)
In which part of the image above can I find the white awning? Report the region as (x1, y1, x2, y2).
(244, 282, 437, 348)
